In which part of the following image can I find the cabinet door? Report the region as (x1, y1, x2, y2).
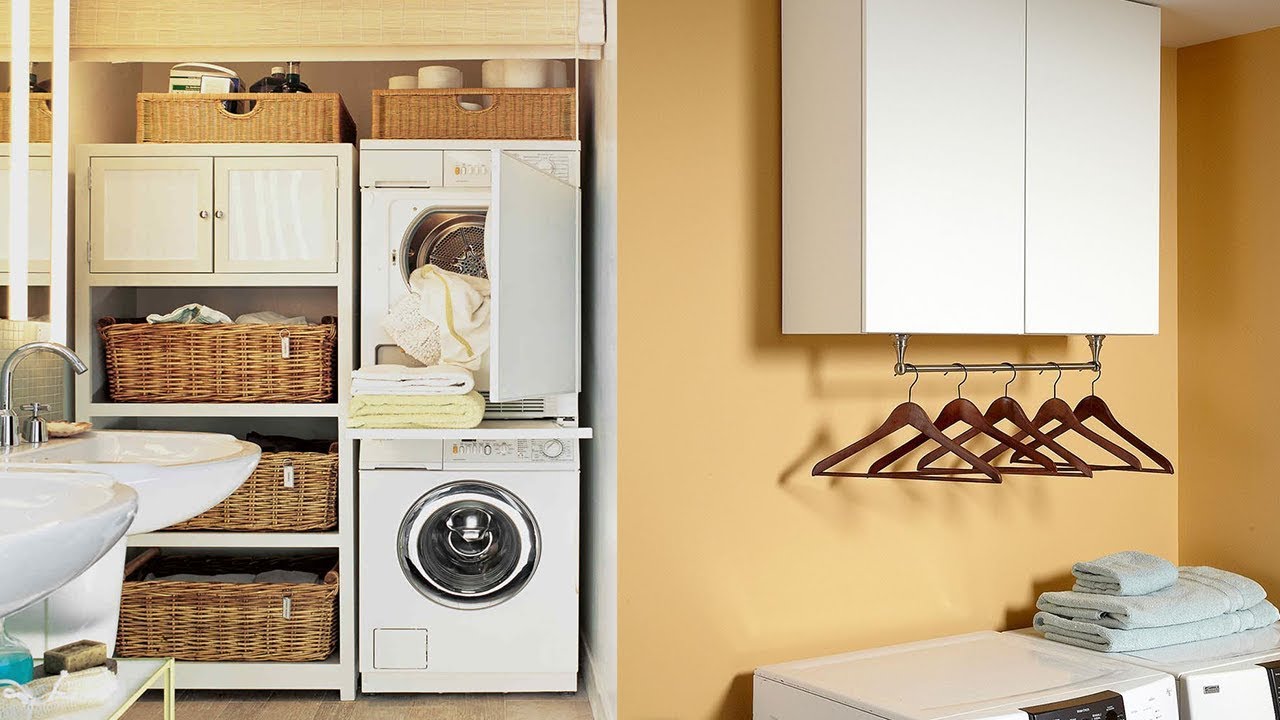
(0, 156, 53, 273)
(862, 0, 1027, 334)
(488, 151, 579, 402)
(1025, 0, 1160, 335)
(214, 157, 338, 273)
(89, 157, 213, 273)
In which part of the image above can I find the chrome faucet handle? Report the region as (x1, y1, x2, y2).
(21, 403, 50, 444)
(0, 408, 18, 447)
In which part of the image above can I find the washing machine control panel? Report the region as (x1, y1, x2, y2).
(447, 438, 575, 464)
(1022, 691, 1126, 720)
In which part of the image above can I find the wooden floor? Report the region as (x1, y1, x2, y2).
(122, 689, 594, 720)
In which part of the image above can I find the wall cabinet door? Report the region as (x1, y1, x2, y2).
(488, 151, 580, 402)
(861, 0, 1027, 334)
(213, 157, 339, 273)
(0, 156, 53, 273)
(1025, 0, 1161, 334)
(89, 157, 213, 273)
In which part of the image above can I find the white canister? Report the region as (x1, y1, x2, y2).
(457, 101, 483, 111)
(481, 59, 549, 88)
(547, 60, 569, 88)
(388, 75, 417, 90)
(417, 65, 463, 89)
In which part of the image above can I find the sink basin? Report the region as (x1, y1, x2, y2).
(0, 469, 137, 618)
(3, 430, 261, 534)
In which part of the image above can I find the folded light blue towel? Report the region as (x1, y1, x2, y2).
(1039, 567, 1266, 629)
(1034, 601, 1280, 653)
(1072, 551, 1178, 596)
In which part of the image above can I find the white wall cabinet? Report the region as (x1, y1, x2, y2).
(85, 148, 339, 275)
(783, 0, 1161, 335)
(0, 150, 54, 275)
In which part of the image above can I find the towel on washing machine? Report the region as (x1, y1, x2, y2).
(347, 391, 485, 429)
(1038, 567, 1267, 630)
(1034, 600, 1280, 653)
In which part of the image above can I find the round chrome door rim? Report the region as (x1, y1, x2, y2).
(398, 482, 540, 610)
(398, 205, 489, 285)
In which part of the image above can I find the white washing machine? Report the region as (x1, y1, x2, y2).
(754, 631, 1177, 720)
(1011, 624, 1280, 719)
(359, 139, 581, 416)
(358, 437, 579, 693)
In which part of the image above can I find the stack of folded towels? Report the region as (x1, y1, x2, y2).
(348, 364, 484, 429)
(1033, 551, 1280, 653)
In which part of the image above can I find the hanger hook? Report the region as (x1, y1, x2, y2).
(906, 366, 920, 403)
(1092, 363, 1102, 395)
(945, 363, 968, 399)
(1001, 362, 1016, 397)
(1049, 361, 1062, 399)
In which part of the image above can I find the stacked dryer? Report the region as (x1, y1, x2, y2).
(357, 140, 585, 693)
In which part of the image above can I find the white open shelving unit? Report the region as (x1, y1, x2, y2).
(73, 142, 358, 700)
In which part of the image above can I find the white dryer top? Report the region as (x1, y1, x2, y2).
(1119, 622, 1280, 676)
(755, 631, 1173, 720)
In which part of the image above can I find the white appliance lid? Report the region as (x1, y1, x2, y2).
(1119, 622, 1280, 676)
(755, 632, 1170, 720)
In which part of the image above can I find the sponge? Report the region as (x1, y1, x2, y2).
(41, 640, 107, 675)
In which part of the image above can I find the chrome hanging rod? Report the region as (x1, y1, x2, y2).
(892, 334, 1104, 376)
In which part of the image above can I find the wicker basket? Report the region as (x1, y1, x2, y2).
(117, 553, 339, 662)
(0, 93, 53, 143)
(166, 444, 339, 532)
(98, 317, 338, 403)
(372, 88, 575, 140)
(137, 92, 356, 144)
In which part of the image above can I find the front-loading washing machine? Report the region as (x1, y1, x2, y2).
(358, 437, 579, 693)
(360, 139, 581, 415)
(1012, 624, 1280, 719)
(754, 631, 1177, 719)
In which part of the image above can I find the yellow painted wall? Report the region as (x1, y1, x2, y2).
(616, 3, 1181, 717)
(1178, 28, 1280, 586)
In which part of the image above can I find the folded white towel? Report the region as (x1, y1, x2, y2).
(235, 311, 308, 325)
(1038, 566, 1267, 630)
(409, 265, 490, 371)
(351, 364, 475, 395)
(145, 573, 256, 583)
(146, 303, 232, 324)
(253, 569, 321, 584)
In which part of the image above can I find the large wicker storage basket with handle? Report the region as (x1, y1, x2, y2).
(137, 92, 356, 144)
(97, 317, 337, 403)
(371, 87, 575, 140)
(117, 553, 339, 662)
(165, 443, 339, 532)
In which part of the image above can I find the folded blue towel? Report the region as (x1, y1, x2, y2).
(1072, 551, 1178, 596)
(1039, 567, 1266, 629)
(1034, 601, 1280, 653)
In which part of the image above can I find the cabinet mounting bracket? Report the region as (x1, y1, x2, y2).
(892, 334, 1104, 377)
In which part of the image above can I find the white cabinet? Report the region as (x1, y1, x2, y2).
(85, 149, 340, 275)
(1025, 0, 1161, 334)
(214, 157, 338, 273)
(89, 157, 213, 273)
(782, 0, 1160, 336)
(0, 154, 53, 274)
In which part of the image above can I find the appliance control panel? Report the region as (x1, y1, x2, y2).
(447, 438, 575, 464)
(1022, 691, 1126, 720)
(1262, 659, 1280, 715)
(506, 151, 578, 185)
(443, 151, 492, 187)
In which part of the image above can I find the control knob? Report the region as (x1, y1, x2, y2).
(542, 439, 565, 459)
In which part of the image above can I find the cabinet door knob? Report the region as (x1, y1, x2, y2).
(215, 210, 226, 219)
(199, 210, 210, 219)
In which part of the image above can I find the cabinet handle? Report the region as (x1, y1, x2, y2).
(199, 210, 210, 219)
(215, 210, 226, 219)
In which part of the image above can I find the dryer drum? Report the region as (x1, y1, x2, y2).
(397, 482, 541, 610)
(400, 209, 489, 282)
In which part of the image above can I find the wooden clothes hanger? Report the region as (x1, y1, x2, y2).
(811, 368, 1005, 483)
(996, 363, 1142, 471)
(1010, 367, 1174, 474)
(913, 363, 1094, 477)
(865, 364, 1057, 476)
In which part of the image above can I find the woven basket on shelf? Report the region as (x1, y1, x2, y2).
(0, 93, 53, 142)
(137, 92, 356, 144)
(371, 88, 575, 140)
(165, 444, 339, 532)
(117, 553, 339, 662)
(97, 317, 338, 403)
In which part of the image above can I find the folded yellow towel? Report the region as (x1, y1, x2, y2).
(348, 391, 485, 429)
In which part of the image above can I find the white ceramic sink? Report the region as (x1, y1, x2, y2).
(3, 431, 261, 534)
(0, 469, 137, 618)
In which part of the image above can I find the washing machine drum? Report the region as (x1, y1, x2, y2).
(400, 208, 488, 283)
(398, 481, 540, 609)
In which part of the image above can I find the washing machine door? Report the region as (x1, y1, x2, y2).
(398, 481, 540, 609)
(399, 207, 489, 283)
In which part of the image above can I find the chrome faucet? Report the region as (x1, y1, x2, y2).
(1, 342, 88, 447)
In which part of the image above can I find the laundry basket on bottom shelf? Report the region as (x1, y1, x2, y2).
(116, 554, 339, 662)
